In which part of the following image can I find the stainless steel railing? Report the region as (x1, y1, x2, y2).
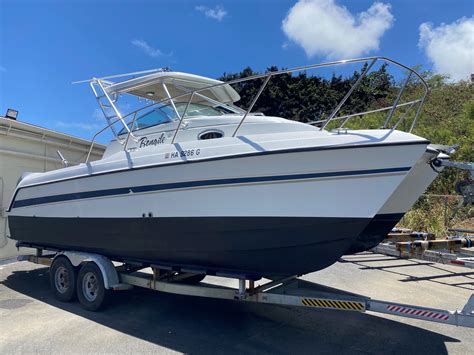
(84, 56, 429, 163)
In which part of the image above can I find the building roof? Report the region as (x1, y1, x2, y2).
(0, 117, 106, 151)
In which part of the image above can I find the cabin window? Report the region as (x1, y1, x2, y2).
(176, 103, 226, 118)
(118, 103, 238, 135)
(214, 105, 236, 114)
(118, 109, 171, 134)
(199, 130, 224, 140)
(133, 110, 171, 129)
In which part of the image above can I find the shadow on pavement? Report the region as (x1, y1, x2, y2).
(342, 253, 474, 291)
(1, 266, 460, 354)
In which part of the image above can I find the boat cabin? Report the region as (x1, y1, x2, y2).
(92, 69, 317, 158)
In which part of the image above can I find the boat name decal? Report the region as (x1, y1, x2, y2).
(165, 149, 201, 159)
(139, 134, 166, 148)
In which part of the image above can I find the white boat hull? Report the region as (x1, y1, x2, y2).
(8, 130, 430, 277)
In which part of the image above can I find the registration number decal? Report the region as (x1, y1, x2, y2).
(165, 149, 201, 159)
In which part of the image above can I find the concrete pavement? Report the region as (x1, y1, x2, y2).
(1, 253, 473, 354)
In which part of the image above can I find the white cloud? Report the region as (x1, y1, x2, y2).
(282, 0, 394, 59)
(131, 39, 171, 58)
(195, 5, 227, 21)
(419, 17, 474, 81)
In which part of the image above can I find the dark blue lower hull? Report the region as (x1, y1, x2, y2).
(345, 213, 405, 254)
(9, 216, 370, 278)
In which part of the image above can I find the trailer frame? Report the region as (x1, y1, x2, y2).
(17, 249, 474, 329)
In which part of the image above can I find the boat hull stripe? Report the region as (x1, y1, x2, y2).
(11, 166, 410, 209)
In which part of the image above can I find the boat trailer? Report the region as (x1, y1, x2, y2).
(18, 249, 474, 329)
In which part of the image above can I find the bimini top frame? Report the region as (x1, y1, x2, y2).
(80, 56, 429, 162)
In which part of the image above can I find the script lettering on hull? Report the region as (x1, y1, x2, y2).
(139, 134, 166, 148)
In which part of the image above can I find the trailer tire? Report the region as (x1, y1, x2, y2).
(50, 256, 77, 302)
(76, 262, 109, 311)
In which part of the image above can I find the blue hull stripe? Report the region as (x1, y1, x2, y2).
(11, 166, 410, 209)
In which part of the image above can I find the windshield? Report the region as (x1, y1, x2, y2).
(118, 103, 234, 135)
(177, 103, 228, 117)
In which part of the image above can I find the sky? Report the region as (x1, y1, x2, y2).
(0, 0, 473, 141)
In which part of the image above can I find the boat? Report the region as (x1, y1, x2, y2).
(7, 57, 437, 278)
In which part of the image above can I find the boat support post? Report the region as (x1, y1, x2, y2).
(238, 279, 246, 295)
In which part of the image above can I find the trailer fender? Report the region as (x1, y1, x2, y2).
(54, 251, 121, 290)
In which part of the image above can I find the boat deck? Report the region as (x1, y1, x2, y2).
(1, 252, 473, 354)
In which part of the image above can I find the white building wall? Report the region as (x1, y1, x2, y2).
(0, 117, 105, 260)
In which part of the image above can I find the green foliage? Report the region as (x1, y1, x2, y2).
(400, 195, 473, 236)
(414, 80, 474, 194)
(219, 64, 394, 123)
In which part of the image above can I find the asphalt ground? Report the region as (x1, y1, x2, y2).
(1, 252, 473, 354)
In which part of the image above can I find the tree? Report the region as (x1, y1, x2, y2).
(219, 63, 394, 122)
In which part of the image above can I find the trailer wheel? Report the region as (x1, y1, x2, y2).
(76, 262, 109, 311)
(50, 256, 77, 302)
